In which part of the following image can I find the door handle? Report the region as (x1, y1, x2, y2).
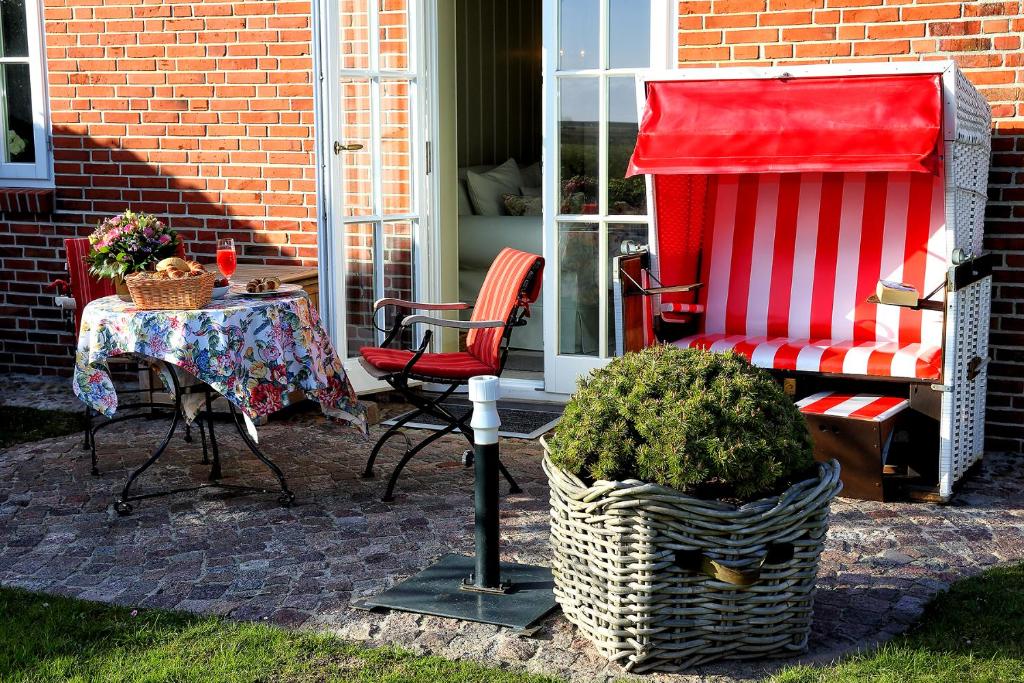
(334, 142, 364, 154)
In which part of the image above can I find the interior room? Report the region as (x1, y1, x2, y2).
(453, 0, 544, 379)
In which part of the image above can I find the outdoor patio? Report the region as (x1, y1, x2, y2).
(1, 375, 1022, 682)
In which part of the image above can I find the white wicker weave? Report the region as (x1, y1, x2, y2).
(938, 62, 993, 498)
(543, 441, 842, 673)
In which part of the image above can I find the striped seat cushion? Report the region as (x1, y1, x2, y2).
(359, 348, 497, 380)
(796, 392, 909, 422)
(654, 170, 946, 381)
(675, 333, 942, 380)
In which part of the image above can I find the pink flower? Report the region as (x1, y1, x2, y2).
(159, 234, 171, 244)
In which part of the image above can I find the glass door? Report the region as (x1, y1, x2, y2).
(323, 0, 428, 365)
(542, 0, 672, 394)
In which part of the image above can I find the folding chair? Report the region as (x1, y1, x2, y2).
(359, 247, 544, 501)
(52, 237, 203, 475)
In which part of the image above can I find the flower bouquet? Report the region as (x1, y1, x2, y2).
(86, 210, 180, 301)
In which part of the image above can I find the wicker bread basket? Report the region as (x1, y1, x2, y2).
(541, 436, 841, 673)
(125, 271, 216, 310)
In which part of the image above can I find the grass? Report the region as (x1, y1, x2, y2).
(3, 565, 1023, 682)
(0, 406, 85, 449)
(771, 563, 1024, 682)
(0, 588, 559, 683)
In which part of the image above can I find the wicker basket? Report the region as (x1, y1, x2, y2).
(125, 271, 216, 310)
(541, 437, 841, 673)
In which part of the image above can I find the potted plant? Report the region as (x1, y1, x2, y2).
(86, 210, 180, 301)
(541, 345, 841, 673)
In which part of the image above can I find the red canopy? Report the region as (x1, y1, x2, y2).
(627, 74, 942, 176)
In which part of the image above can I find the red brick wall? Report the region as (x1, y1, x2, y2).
(0, 0, 317, 375)
(677, 0, 1024, 451)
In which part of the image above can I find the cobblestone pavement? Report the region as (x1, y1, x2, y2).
(1, 396, 1023, 682)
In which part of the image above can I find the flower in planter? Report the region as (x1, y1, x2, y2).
(547, 344, 814, 500)
(86, 210, 181, 281)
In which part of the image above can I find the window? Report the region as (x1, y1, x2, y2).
(0, 0, 49, 184)
(554, 0, 667, 358)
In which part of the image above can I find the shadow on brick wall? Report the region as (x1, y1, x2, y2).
(0, 128, 315, 376)
(982, 123, 1024, 453)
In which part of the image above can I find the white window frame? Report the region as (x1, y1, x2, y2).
(542, 0, 676, 395)
(0, 0, 52, 186)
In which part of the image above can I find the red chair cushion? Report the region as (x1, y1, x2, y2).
(359, 347, 497, 380)
(676, 333, 942, 381)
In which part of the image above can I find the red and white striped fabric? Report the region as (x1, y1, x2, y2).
(665, 171, 946, 381)
(796, 392, 909, 422)
(361, 248, 543, 379)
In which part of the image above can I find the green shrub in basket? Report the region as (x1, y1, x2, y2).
(547, 345, 814, 500)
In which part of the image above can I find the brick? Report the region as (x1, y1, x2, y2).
(794, 41, 852, 57)
(782, 26, 836, 40)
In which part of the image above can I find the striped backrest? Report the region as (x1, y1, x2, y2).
(467, 248, 544, 370)
(64, 238, 115, 332)
(656, 171, 946, 346)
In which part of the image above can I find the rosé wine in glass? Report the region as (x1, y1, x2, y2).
(216, 238, 237, 281)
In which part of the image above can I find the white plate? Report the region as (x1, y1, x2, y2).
(228, 282, 301, 297)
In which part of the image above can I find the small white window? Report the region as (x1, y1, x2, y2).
(0, 0, 50, 185)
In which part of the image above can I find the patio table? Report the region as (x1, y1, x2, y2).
(73, 284, 366, 513)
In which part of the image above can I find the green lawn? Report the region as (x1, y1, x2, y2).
(772, 563, 1024, 683)
(0, 588, 559, 683)
(3, 564, 1022, 682)
(0, 406, 85, 449)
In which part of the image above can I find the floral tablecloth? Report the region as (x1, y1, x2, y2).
(73, 286, 366, 434)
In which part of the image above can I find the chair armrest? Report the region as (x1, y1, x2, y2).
(642, 282, 703, 295)
(400, 315, 504, 330)
(374, 297, 471, 312)
(55, 296, 77, 311)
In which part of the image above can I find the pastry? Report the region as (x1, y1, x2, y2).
(156, 257, 189, 273)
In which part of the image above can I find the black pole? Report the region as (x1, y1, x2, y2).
(469, 375, 501, 590)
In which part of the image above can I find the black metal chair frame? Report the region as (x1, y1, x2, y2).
(361, 260, 542, 502)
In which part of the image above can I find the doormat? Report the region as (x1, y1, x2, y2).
(382, 398, 563, 440)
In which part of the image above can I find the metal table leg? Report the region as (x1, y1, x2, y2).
(111, 361, 295, 514)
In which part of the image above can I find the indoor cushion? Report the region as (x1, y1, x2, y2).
(520, 161, 542, 188)
(458, 179, 474, 215)
(675, 333, 942, 381)
(466, 158, 523, 216)
(359, 347, 497, 379)
(503, 193, 543, 216)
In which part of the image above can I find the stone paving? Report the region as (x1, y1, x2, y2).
(2, 379, 1024, 681)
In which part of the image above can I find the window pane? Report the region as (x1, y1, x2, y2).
(378, 0, 410, 71)
(380, 79, 412, 215)
(559, 222, 599, 356)
(609, 0, 650, 69)
(558, 0, 598, 70)
(340, 78, 373, 217)
(345, 223, 377, 357)
(608, 223, 649, 355)
(383, 220, 415, 347)
(559, 78, 598, 215)
(2, 62, 33, 164)
(340, 0, 370, 70)
(0, 0, 28, 58)
(608, 77, 645, 215)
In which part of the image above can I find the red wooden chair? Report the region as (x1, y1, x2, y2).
(359, 247, 544, 501)
(52, 237, 200, 475)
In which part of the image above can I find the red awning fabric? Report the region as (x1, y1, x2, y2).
(627, 74, 942, 177)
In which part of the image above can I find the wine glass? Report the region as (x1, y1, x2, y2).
(216, 238, 237, 283)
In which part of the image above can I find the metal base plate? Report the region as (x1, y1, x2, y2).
(358, 554, 558, 632)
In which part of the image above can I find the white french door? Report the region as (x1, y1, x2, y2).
(316, 0, 433, 377)
(541, 0, 675, 394)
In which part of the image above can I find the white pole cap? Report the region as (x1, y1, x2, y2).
(468, 375, 501, 403)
